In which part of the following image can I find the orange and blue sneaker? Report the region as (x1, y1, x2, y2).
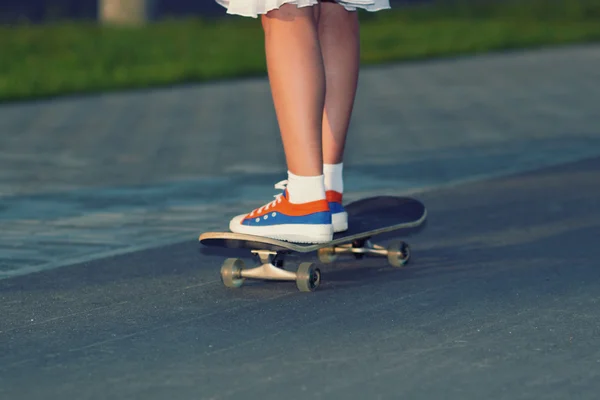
(229, 181, 334, 243)
(327, 190, 348, 233)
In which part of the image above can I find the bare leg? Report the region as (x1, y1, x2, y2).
(318, 2, 360, 164)
(261, 4, 325, 176)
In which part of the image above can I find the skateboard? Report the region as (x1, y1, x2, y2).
(198, 196, 427, 292)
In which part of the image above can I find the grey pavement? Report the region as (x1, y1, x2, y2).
(1, 44, 600, 279)
(1, 44, 600, 399)
(1, 156, 599, 400)
(2, 44, 600, 196)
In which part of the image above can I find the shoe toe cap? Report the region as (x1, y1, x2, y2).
(229, 214, 247, 232)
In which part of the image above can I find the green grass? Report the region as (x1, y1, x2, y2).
(1, 0, 599, 102)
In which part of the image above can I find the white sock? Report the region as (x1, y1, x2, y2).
(286, 171, 326, 204)
(323, 163, 344, 194)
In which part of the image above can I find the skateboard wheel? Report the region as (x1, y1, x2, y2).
(317, 247, 337, 264)
(220, 258, 245, 288)
(386, 241, 410, 268)
(352, 239, 366, 260)
(296, 262, 321, 292)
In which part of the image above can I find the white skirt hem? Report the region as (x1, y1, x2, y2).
(215, 0, 391, 18)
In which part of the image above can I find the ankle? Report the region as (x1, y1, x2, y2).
(323, 162, 344, 194)
(286, 171, 326, 204)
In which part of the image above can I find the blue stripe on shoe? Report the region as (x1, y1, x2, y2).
(242, 211, 332, 226)
(328, 202, 345, 214)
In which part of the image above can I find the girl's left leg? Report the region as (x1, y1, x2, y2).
(228, 3, 334, 244)
(262, 4, 325, 178)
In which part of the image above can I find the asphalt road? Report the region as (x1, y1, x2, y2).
(1, 44, 600, 399)
(2, 44, 599, 278)
(1, 156, 599, 399)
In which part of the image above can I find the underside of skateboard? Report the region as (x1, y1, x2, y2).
(219, 237, 411, 293)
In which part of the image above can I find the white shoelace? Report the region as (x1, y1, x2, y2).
(248, 180, 288, 217)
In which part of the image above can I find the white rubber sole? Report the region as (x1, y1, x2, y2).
(230, 216, 334, 244)
(332, 212, 348, 233)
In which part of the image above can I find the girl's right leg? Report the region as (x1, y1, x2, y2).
(319, 2, 360, 166)
(318, 1, 361, 232)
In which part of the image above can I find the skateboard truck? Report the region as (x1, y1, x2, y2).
(219, 239, 410, 293)
(317, 239, 411, 267)
(220, 250, 321, 292)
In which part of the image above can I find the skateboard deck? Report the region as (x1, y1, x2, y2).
(199, 196, 427, 292)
